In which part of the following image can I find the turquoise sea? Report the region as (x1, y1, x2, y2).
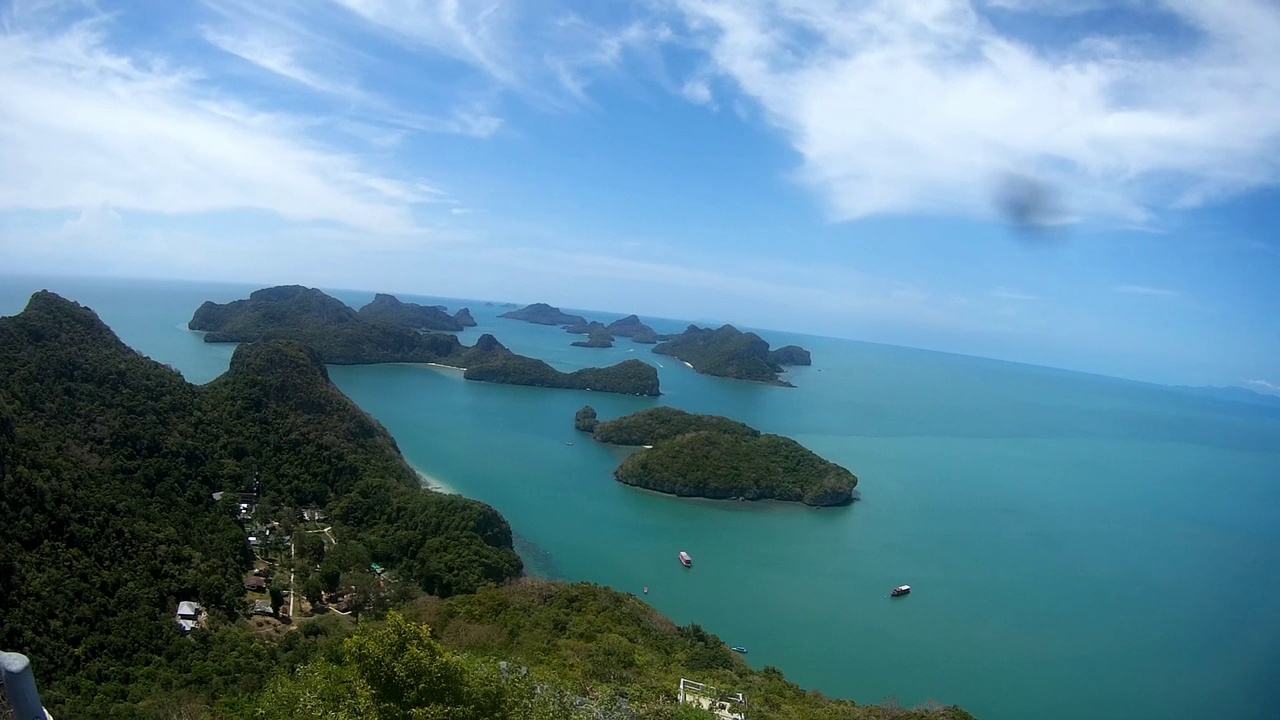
(3, 275, 1279, 720)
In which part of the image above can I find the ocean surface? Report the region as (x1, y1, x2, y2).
(3, 275, 1279, 720)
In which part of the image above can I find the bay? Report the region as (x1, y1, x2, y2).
(2, 275, 1278, 720)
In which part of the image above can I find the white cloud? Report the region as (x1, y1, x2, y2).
(0, 6, 443, 234)
(61, 203, 122, 239)
(1243, 379, 1280, 396)
(991, 287, 1038, 300)
(680, 77, 714, 106)
(671, 0, 1280, 225)
(331, 0, 518, 85)
(1114, 284, 1181, 297)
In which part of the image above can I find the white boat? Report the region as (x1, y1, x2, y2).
(891, 584, 911, 597)
(679, 551, 692, 568)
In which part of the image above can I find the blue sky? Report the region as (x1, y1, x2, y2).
(0, 0, 1277, 389)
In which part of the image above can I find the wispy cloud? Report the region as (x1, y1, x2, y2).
(1114, 284, 1182, 297)
(670, 0, 1280, 225)
(0, 2, 458, 234)
(991, 287, 1038, 301)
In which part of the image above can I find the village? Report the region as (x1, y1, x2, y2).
(175, 485, 393, 638)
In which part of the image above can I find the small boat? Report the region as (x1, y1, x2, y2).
(679, 551, 692, 568)
(643, 586, 649, 594)
(730, 646, 747, 654)
(891, 585, 911, 597)
(565, 442, 574, 446)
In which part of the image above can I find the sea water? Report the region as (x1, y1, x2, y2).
(2, 275, 1278, 720)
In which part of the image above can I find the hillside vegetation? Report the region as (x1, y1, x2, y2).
(0, 292, 519, 716)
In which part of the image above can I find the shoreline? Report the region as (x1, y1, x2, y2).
(410, 463, 461, 495)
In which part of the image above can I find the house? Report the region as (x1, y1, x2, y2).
(250, 599, 273, 616)
(245, 576, 267, 592)
(176, 601, 200, 634)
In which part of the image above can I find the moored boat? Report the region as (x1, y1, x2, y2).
(891, 584, 911, 597)
(679, 551, 692, 567)
(731, 646, 747, 654)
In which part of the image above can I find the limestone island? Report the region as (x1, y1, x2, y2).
(499, 302, 587, 326)
(189, 286, 660, 395)
(358, 293, 466, 331)
(575, 406, 857, 506)
(652, 324, 811, 386)
(605, 314, 672, 344)
(567, 321, 614, 348)
(453, 307, 477, 327)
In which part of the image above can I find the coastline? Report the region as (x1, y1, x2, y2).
(410, 463, 461, 495)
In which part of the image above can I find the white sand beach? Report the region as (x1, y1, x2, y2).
(411, 464, 461, 495)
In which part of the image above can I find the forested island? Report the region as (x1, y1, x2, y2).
(568, 322, 614, 348)
(0, 291, 967, 720)
(189, 286, 660, 395)
(357, 292, 471, 332)
(606, 314, 671, 344)
(499, 302, 587, 326)
(576, 406, 857, 506)
(653, 324, 811, 386)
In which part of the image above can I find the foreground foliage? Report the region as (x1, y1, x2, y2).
(582, 407, 857, 506)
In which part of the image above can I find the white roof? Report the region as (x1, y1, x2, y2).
(895, 585, 910, 591)
(177, 601, 199, 615)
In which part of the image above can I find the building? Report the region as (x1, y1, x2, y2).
(245, 576, 267, 592)
(175, 601, 200, 634)
(678, 679, 746, 720)
(250, 599, 274, 616)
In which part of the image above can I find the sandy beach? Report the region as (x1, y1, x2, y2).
(411, 464, 461, 495)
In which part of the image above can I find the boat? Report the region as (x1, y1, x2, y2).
(891, 585, 911, 597)
(730, 646, 747, 654)
(679, 551, 692, 568)
(643, 586, 649, 594)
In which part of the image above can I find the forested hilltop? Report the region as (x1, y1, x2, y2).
(578, 407, 858, 506)
(190, 286, 660, 396)
(653, 325, 810, 386)
(0, 291, 519, 716)
(0, 292, 965, 719)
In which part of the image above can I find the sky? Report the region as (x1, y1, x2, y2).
(0, 0, 1277, 389)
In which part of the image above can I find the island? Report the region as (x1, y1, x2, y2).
(570, 324, 614, 348)
(0, 291, 968, 720)
(653, 324, 811, 385)
(190, 286, 660, 395)
(453, 307, 477, 326)
(577, 406, 857, 506)
(605, 314, 671, 344)
(769, 344, 812, 366)
(358, 292, 465, 331)
(498, 302, 587, 326)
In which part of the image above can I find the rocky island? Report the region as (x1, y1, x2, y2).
(653, 324, 811, 386)
(606, 314, 671, 344)
(568, 322, 614, 348)
(499, 302, 587, 326)
(576, 406, 857, 506)
(453, 307, 477, 326)
(190, 286, 660, 395)
(358, 292, 466, 331)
